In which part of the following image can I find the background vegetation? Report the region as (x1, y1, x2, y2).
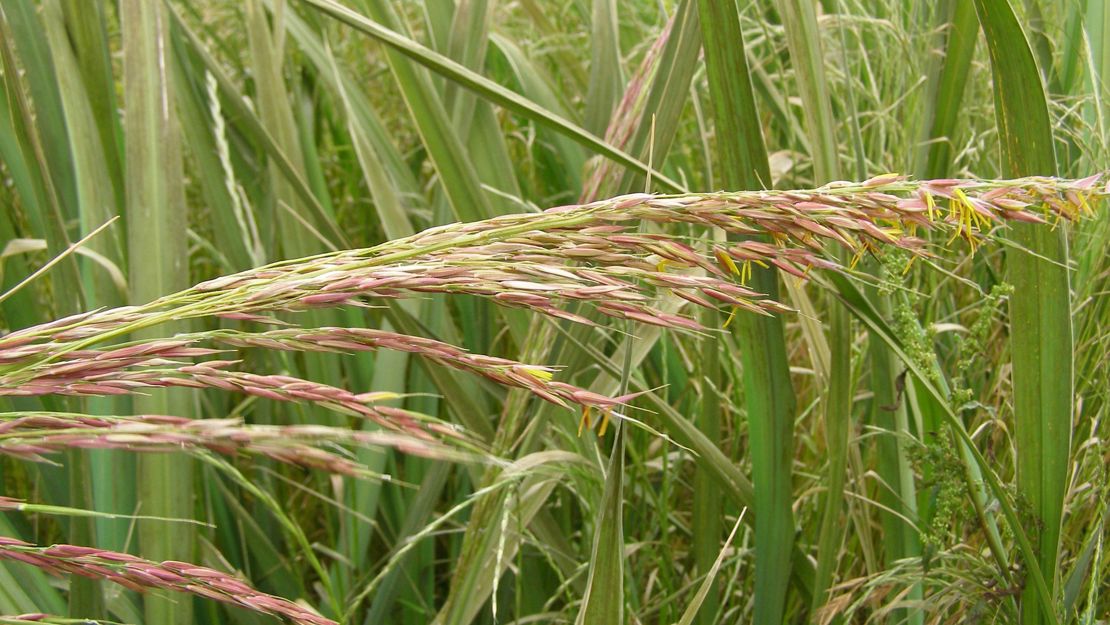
(0, 0, 1106, 624)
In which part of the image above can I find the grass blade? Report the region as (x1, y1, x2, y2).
(574, 425, 625, 625)
(772, 0, 848, 620)
(297, 0, 686, 192)
(583, 0, 623, 135)
(917, 0, 978, 179)
(121, 1, 195, 623)
(972, 2, 1069, 623)
(675, 509, 746, 625)
(697, 1, 796, 622)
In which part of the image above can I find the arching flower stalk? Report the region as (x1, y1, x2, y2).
(0, 175, 1101, 624)
(0, 176, 1097, 445)
(0, 538, 335, 625)
(0, 328, 638, 426)
(1, 176, 1100, 362)
(0, 361, 451, 438)
(0, 413, 457, 473)
(0, 615, 116, 624)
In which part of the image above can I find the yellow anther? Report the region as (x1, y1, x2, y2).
(944, 188, 984, 253)
(597, 410, 613, 437)
(722, 306, 739, 328)
(715, 249, 741, 277)
(520, 366, 553, 382)
(578, 406, 591, 436)
(849, 248, 865, 270)
(902, 255, 918, 275)
(925, 191, 937, 220)
(1078, 192, 1095, 216)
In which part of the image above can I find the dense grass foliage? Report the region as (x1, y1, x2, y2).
(0, 1, 1107, 624)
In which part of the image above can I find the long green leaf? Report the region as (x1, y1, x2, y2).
(769, 1, 846, 620)
(297, 0, 687, 193)
(583, 0, 623, 135)
(695, 0, 798, 621)
(917, 0, 978, 179)
(972, 2, 1069, 624)
(826, 270, 1057, 625)
(121, 2, 195, 623)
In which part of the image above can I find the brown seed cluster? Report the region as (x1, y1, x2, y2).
(0, 538, 335, 625)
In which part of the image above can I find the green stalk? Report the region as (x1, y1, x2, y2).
(774, 0, 849, 620)
(583, 0, 623, 135)
(972, 2, 1069, 623)
(697, 1, 795, 622)
(693, 307, 722, 625)
(574, 424, 626, 625)
(917, 0, 978, 179)
(297, 0, 687, 193)
(43, 1, 127, 616)
(688, 6, 723, 625)
(1, 3, 100, 617)
(121, 2, 194, 624)
(811, 300, 852, 622)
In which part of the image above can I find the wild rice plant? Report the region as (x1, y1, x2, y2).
(1, 2, 1106, 624)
